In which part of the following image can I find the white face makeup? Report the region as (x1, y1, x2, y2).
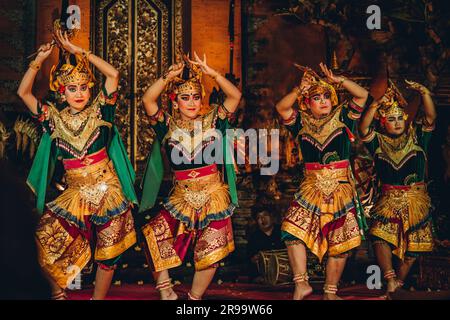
(176, 90, 202, 119)
(65, 82, 91, 112)
(308, 92, 332, 118)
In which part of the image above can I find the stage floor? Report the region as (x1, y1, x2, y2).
(67, 282, 386, 300)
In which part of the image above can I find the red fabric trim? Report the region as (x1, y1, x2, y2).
(321, 209, 353, 237)
(304, 159, 349, 171)
(381, 182, 425, 193)
(62, 148, 108, 170)
(349, 100, 364, 113)
(173, 164, 218, 181)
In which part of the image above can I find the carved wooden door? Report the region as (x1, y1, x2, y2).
(92, 0, 186, 168)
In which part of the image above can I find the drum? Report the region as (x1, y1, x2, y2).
(257, 249, 326, 285)
(257, 249, 292, 286)
(268, 250, 292, 285)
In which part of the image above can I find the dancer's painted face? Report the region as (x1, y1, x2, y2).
(308, 92, 332, 118)
(384, 115, 406, 136)
(65, 82, 91, 112)
(176, 90, 202, 119)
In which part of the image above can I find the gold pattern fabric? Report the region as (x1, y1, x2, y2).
(95, 210, 136, 260)
(194, 219, 235, 270)
(282, 163, 362, 261)
(298, 104, 347, 148)
(165, 170, 232, 230)
(142, 211, 234, 272)
(282, 205, 361, 261)
(375, 124, 426, 170)
(164, 105, 218, 147)
(370, 184, 433, 260)
(142, 214, 183, 271)
(46, 100, 112, 158)
(36, 210, 136, 289)
(48, 156, 129, 227)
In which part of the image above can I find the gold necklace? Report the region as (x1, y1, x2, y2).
(59, 106, 91, 134)
(299, 104, 346, 146)
(376, 126, 425, 170)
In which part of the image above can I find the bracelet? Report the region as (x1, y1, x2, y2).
(161, 73, 170, 85)
(420, 89, 431, 96)
(338, 77, 346, 86)
(294, 86, 302, 97)
(82, 49, 91, 60)
(29, 60, 41, 71)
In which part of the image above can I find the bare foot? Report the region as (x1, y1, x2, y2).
(293, 282, 313, 300)
(160, 288, 178, 300)
(323, 293, 343, 300)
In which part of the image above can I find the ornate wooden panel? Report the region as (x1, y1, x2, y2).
(92, 0, 185, 166)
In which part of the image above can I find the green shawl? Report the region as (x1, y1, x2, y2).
(27, 126, 138, 214)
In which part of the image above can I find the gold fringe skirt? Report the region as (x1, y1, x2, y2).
(282, 161, 362, 261)
(142, 166, 236, 272)
(47, 157, 130, 229)
(163, 170, 235, 231)
(370, 183, 433, 260)
(36, 153, 136, 288)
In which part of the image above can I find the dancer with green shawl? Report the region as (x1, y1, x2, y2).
(140, 53, 241, 300)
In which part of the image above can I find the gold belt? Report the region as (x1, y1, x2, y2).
(381, 184, 427, 213)
(173, 171, 222, 210)
(304, 166, 349, 197)
(65, 157, 116, 187)
(64, 158, 118, 208)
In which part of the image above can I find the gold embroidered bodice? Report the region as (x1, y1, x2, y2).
(375, 126, 425, 170)
(298, 104, 347, 147)
(163, 106, 218, 155)
(48, 101, 112, 157)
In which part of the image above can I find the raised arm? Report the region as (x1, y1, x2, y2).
(55, 30, 119, 95)
(320, 62, 368, 107)
(17, 43, 54, 114)
(142, 62, 184, 116)
(359, 97, 384, 137)
(405, 80, 437, 125)
(191, 52, 242, 113)
(275, 90, 298, 120)
(275, 71, 312, 120)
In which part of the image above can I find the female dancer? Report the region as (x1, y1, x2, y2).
(17, 30, 137, 300)
(139, 53, 241, 300)
(275, 63, 368, 300)
(359, 80, 436, 295)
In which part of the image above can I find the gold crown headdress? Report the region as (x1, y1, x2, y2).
(165, 53, 205, 99)
(49, 20, 95, 92)
(377, 80, 408, 121)
(294, 64, 339, 111)
(49, 54, 95, 91)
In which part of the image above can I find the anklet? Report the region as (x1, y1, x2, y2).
(323, 284, 338, 295)
(187, 291, 202, 300)
(156, 278, 173, 291)
(293, 272, 309, 284)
